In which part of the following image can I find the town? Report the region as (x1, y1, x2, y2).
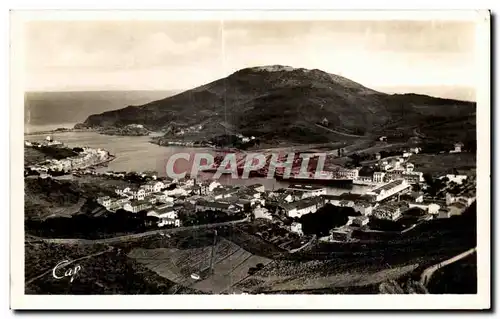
(24, 136, 476, 250)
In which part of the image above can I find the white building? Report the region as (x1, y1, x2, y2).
(367, 179, 411, 202)
(290, 222, 304, 236)
(147, 205, 180, 227)
(337, 169, 359, 180)
(408, 202, 440, 215)
(450, 142, 464, 153)
(373, 204, 401, 221)
(287, 184, 327, 198)
(145, 181, 165, 193)
(352, 216, 370, 227)
(253, 207, 272, 220)
(283, 197, 324, 218)
(195, 200, 241, 214)
(123, 200, 152, 213)
(353, 201, 374, 216)
(373, 172, 386, 183)
(445, 174, 468, 185)
(97, 196, 112, 208)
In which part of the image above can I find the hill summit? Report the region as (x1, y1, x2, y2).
(81, 65, 475, 144)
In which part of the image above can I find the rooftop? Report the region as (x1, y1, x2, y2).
(288, 184, 325, 191)
(197, 200, 232, 210)
(371, 180, 406, 194)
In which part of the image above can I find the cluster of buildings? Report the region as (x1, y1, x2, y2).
(348, 148, 424, 186)
(26, 137, 112, 173)
(96, 177, 266, 228)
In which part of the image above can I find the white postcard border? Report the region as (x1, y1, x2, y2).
(10, 9, 491, 310)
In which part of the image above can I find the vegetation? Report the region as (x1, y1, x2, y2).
(299, 204, 360, 237)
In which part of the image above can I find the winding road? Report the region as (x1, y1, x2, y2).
(28, 217, 249, 245)
(420, 247, 477, 286)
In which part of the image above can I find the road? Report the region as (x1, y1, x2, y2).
(314, 123, 365, 138)
(420, 247, 477, 286)
(29, 217, 249, 245)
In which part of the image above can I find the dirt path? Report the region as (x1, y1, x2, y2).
(420, 247, 477, 286)
(314, 124, 365, 138)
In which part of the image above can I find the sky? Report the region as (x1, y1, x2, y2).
(24, 19, 477, 100)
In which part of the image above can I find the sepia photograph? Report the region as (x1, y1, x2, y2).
(10, 10, 490, 309)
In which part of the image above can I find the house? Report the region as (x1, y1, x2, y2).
(147, 205, 181, 227)
(405, 163, 415, 173)
(213, 186, 240, 200)
(238, 187, 262, 199)
(379, 136, 387, 142)
(353, 201, 374, 216)
(402, 152, 412, 158)
(329, 228, 352, 241)
(145, 196, 158, 204)
(352, 216, 370, 227)
(408, 201, 440, 215)
(250, 183, 265, 193)
(144, 181, 165, 193)
(400, 192, 424, 203)
(448, 202, 468, 216)
(372, 204, 401, 221)
(450, 142, 464, 153)
(445, 174, 468, 185)
(410, 147, 420, 154)
(195, 200, 241, 214)
(152, 192, 173, 203)
(164, 187, 190, 197)
(290, 222, 304, 236)
(115, 186, 131, 196)
(253, 207, 272, 220)
(438, 208, 451, 219)
(108, 195, 130, 211)
(337, 169, 359, 180)
(208, 181, 222, 192)
(446, 193, 475, 206)
(282, 197, 324, 218)
(123, 186, 147, 200)
(123, 200, 153, 213)
(373, 172, 386, 183)
(287, 184, 327, 197)
(375, 153, 381, 160)
(97, 196, 112, 208)
(339, 200, 355, 208)
(356, 175, 373, 183)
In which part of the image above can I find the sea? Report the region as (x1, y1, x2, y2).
(24, 91, 371, 195)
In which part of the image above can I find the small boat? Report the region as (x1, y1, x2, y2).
(190, 273, 201, 280)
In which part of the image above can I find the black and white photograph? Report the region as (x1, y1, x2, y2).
(10, 9, 490, 309)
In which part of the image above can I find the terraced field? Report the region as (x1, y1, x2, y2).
(128, 238, 271, 293)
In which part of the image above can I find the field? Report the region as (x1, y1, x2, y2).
(410, 153, 476, 177)
(128, 237, 271, 293)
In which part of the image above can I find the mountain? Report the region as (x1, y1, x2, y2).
(81, 65, 476, 144)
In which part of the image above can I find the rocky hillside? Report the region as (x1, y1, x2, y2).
(80, 65, 476, 144)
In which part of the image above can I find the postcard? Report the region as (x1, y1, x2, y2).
(10, 9, 490, 310)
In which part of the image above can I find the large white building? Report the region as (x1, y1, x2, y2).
(282, 197, 324, 218)
(367, 179, 411, 202)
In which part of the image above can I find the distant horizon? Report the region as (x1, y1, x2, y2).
(25, 85, 476, 102)
(25, 20, 476, 100)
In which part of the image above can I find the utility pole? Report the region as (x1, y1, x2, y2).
(209, 230, 218, 274)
